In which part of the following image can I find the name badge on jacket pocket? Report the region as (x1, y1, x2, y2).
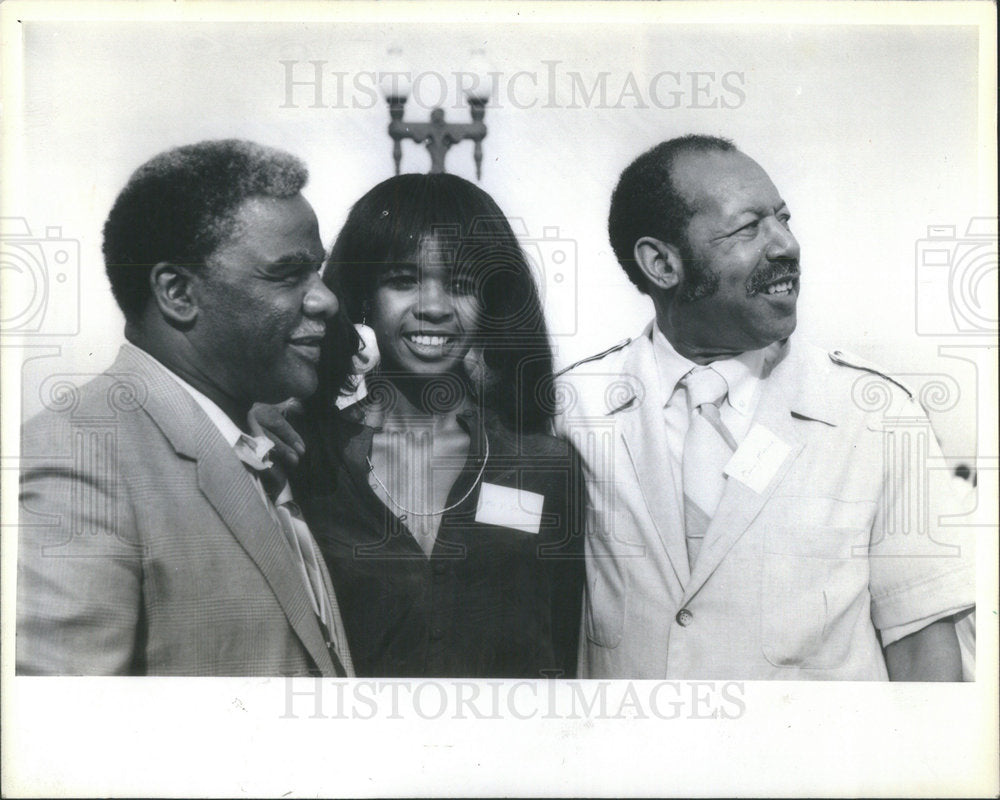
(475, 483, 544, 534)
(724, 424, 791, 493)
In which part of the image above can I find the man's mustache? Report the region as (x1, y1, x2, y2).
(745, 260, 800, 295)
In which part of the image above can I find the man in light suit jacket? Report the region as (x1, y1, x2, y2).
(555, 135, 975, 680)
(17, 139, 355, 676)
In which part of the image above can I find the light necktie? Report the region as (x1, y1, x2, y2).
(680, 367, 737, 569)
(234, 434, 346, 677)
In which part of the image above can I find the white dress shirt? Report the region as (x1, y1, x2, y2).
(650, 325, 772, 508)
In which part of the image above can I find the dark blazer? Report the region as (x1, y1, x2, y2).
(16, 345, 354, 676)
(292, 400, 586, 678)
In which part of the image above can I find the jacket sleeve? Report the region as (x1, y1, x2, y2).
(16, 411, 143, 675)
(867, 392, 976, 647)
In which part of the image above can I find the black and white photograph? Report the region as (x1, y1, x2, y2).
(1, 1, 997, 796)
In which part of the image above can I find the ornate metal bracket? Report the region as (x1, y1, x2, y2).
(387, 96, 488, 179)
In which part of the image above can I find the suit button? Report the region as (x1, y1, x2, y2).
(430, 626, 444, 641)
(675, 608, 694, 627)
(432, 562, 447, 577)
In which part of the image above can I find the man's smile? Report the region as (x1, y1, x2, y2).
(747, 266, 800, 298)
(288, 331, 325, 361)
(758, 275, 799, 297)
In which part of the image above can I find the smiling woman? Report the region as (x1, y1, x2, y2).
(277, 173, 586, 678)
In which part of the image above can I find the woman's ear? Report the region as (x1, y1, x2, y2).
(149, 262, 198, 327)
(634, 236, 683, 293)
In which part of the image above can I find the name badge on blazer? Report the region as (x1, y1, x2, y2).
(724, 424, 791, 493)
(475, 483, 545, 534)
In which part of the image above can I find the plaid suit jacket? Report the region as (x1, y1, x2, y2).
(16, 345, 354, 676)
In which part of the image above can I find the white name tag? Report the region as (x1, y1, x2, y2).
(475, 483, 545, 534)
(724, 424, 791, 493)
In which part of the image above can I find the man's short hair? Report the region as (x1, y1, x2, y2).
(608, 134, 736, 294)
(103, 139, 309, 321)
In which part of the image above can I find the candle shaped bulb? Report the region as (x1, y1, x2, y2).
(380, 45, 411, 102)
(463, 47, 493, 103)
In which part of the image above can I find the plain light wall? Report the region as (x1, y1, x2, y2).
(7, 18, 993, 461)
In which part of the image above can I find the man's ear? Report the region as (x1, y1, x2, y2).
(634, 236, 682, 293)
(149, 262, 198, 327)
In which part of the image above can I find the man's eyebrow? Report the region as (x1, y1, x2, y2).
(272, 250, 324, 266)
(727, 199, 789, 223)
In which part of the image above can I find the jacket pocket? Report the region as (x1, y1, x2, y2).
(584, 569, 627, 649)
(760, 501, 873, 669)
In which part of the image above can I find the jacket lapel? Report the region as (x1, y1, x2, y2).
(614, 332, 691, 589)
(194, 437, 337, 675)
(682, 340, 833, 602)
(115, 346, 338, 675)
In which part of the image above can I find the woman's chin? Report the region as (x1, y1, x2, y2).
(381, 355, 465, 380)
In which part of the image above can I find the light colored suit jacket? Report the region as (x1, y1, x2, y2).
(555, 326, 974, 679)
(17, 346, 354, 676)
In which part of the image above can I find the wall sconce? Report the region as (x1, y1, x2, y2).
(381, 47, 490, 180)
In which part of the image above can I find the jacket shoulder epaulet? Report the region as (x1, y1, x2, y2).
(827, 349, 913, 400)
(554, 338, 632, 378)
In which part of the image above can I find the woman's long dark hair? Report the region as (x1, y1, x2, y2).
(321, 173, 556, 435)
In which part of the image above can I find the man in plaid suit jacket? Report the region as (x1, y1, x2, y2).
(16, 140, 354, 676)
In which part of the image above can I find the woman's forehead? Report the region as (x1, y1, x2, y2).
(416, 232, 461, 263)
(384, 232, 460, 268)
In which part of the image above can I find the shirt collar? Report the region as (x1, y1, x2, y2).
(340, 392, 487, 446)
(122, 342, 248, 448)
(650, 325, 769, 418)
(651, 324, 699, 407)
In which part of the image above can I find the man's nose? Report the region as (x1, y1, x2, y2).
(765, 218, 800, 261)
(303, 273, 339, 318)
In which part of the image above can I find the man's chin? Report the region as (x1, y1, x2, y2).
(759, 316, 797, 349)
(262, 375, 318, 404)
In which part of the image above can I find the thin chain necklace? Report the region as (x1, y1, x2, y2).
(366, 430, 490, 521)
